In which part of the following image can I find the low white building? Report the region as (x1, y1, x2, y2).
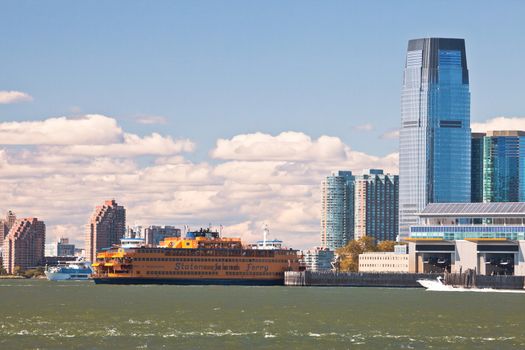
(359, 248, 409, 273)
(302, 248, 335, 271)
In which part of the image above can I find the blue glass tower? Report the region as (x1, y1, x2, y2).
(479, 131, 525, 202)
(399, 38, 471, 238)
(321, 171, 354, 250)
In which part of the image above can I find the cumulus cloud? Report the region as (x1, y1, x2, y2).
(0, 90, 33, 104)
(0, 114, 122, 145)
(211, 131, 347, 161)
(0, 114, 194, 157)
(353, 123, 374, 132)
(472, 116, 525, 133)
(61, 133, 194, 157)
(380, 129, 400, 140)
(136, 115, 168, 125)
(0, 120, 398, 250)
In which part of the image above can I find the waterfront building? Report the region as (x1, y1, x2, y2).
(471, 131, 525, 202)
(0, 210, 16, 258)
(407, 202, 525, 275)
(85, 199, 126, 262)
(2, 218, 46, 274)
(144, 225, 181, 246)
(399, 38, 471, 238)
(358, 250, 409, 273)
(302, 248, 335, 271)
(45, 238, 76, 257)
(321, 171, 354, 250)
(354, 169, 399, 241)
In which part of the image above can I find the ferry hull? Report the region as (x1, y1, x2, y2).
(93, 278, 283, 286)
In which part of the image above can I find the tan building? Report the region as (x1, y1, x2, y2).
(2, 218, 46, 274)
(86, 200, 126, 262)
(359, 251, 409, 273)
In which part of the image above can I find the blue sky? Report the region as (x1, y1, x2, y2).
(2, 1, 524, 158)
(1, 1, 525, 248)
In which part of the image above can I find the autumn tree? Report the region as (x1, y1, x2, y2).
(377, 240, 404, 252)
(336, 236, 377, 272)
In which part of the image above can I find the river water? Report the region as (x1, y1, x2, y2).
(0, 279, 523, 349)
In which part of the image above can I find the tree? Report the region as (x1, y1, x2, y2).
(336, 236, 377, 272)
(377, 240, 404, 252)
(13, 266, 24, 276)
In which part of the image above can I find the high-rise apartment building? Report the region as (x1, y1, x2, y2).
(471, 130, 525, 202)
(85, 200, 126, 262)
(354, 169, 399, 241)
(399, 38, 471, 238)
(320, 171, 354, 250)
(0, 210, 17, 256)
(2, 218, 46, 274)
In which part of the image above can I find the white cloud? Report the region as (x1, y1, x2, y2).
(353, 123, 374, 131)
(61, 133, 194, 157)
(0, 90, 33, 104)
(0, 121, 398, 250)
(472, 116, 525, 133)
(211, 131, 347, 161)
(0, 115, 194, 157)
(0, 114, 122, 145)
(136, 115, 168, 125)
(380, 129, 400, 140)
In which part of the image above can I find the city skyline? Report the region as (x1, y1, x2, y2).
(1, 2, 525, 249)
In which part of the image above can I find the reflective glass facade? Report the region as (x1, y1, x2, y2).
(481, 132, 525, 202)
(471, 133, 485, 202)
(399, 38, 471, 238)
(320, 171, 354, 250)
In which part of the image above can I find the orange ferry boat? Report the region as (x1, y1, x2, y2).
(92, 229, 303, 285)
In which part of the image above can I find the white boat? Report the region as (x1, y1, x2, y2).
(417, 276, 525, 293)
(45, 259, 92, 281)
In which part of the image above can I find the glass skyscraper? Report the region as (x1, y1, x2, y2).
(399, 38, 471, 238)
(471, 131, 525, 202)
(320, 171, 354, 250)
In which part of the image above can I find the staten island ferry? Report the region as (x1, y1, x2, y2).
(92, 228, 303, 285)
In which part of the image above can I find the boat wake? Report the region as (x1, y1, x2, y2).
(417, 277, 525, 294)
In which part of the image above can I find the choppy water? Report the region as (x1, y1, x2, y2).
(0, 280, 523, 349)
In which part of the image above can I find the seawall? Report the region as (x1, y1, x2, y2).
(285, 271, 441, 287)
(285, 271, 525, 289)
